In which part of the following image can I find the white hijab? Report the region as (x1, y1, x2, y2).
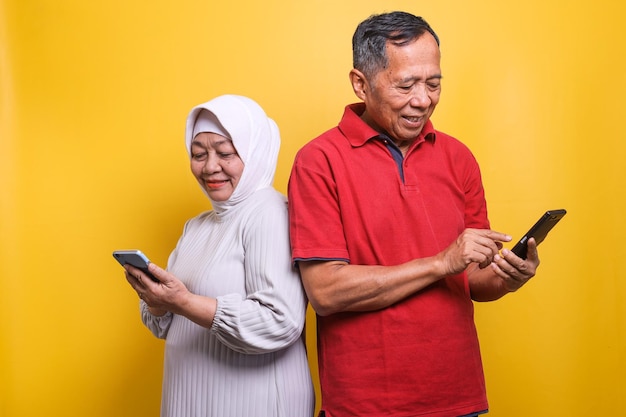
(184, 95, 280, 215)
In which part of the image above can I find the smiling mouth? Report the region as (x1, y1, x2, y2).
(403, 115, 422, 123)
(205, 180, 228, 189)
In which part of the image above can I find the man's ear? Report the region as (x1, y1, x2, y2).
(349, 69, 368, 101)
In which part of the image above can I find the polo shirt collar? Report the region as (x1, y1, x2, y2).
(338, 103, 437, 148)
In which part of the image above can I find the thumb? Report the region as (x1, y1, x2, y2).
(147, 262, 168, 282)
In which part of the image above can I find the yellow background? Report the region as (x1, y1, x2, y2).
(1, 0, 624, 416)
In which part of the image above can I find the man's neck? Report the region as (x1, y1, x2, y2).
(360, 109, 414, 156)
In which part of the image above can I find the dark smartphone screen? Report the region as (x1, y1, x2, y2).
(112, 250, 159, 282)
(511, 209, 567, 259)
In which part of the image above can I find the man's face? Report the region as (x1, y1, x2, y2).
(359, 33, 442, 145)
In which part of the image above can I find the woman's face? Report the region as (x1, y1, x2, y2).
(190, 132, 244, 202)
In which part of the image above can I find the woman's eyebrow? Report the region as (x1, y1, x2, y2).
(212, 139, 231, 146)
(191, 138, 230, 147)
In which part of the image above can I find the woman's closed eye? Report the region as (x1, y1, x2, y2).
(192, 152, 208, 161)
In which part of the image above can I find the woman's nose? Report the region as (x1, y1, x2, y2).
(202, 154, 221, 174)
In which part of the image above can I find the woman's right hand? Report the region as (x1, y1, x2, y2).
(124, 263, 187, 316)
(125, 262, 217, 328)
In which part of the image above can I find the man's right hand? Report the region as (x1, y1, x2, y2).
(436, 228, 511, 275)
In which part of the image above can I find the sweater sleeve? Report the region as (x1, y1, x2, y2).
(140, 300, 173, 339)
(210, 194, 308, 354)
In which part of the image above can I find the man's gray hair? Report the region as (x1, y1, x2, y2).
(352, 11, 440, 80)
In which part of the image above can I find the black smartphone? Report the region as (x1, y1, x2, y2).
(510, 209, 567, 259)
(112, 249, 159, 282)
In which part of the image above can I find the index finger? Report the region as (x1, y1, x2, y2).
(124, 264, 142, 280)
(124, 264, 158, 284)
(475, 229, 512, 243)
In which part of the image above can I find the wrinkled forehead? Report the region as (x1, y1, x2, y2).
(190, 132, 237, 152)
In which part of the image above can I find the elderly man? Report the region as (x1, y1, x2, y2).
(288, 11, 539, 417)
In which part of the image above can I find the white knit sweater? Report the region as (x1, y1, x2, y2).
(141, 188, 314, 417)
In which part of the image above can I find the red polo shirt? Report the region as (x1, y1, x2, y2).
(289, 103, 490, 417)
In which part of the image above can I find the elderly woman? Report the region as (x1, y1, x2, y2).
(124, 95, 314, 417)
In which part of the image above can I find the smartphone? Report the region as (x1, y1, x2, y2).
(510, 209, 567, 259)
(112, 249, 159, 282)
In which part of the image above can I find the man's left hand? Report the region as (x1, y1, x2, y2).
(490, 237, 540, 292)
